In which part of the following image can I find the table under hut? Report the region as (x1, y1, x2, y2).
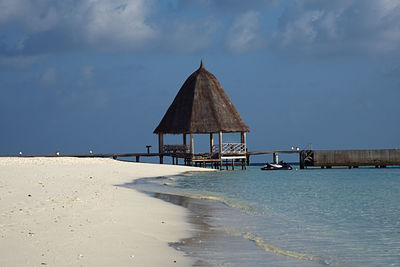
(154, 60, 250, 170)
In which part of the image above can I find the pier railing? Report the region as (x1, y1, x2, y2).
(214, 143, 246, 155)
(163, 144, 190, 153)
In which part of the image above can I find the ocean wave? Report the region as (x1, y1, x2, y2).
(239, 232, 345, 266)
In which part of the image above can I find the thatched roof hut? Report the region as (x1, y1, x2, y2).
(154, 60, 249, 134)
(154, 60, 249, 164)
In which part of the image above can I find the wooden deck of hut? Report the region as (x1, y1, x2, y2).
(154, 60, 250, 170)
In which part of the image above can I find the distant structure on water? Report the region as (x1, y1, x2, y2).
(154, 60, 249, 169)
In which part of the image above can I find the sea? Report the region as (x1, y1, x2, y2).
(127, 165, 400, 267)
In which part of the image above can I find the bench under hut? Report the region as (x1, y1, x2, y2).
(154, 60, 250, 169)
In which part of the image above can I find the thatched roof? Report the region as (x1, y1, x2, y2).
(154, 60, 250, 134)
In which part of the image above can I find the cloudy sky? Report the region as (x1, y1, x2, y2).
(1, 0, 399, 159)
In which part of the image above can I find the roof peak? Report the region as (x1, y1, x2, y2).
(199, 59, 204, 70)
(154, 60, 250, 134)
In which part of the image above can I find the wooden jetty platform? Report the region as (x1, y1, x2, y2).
(300, 149, 400, 169)
(248, 149, 400, 169)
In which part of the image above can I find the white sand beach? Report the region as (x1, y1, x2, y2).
(0, 157, 212, 267)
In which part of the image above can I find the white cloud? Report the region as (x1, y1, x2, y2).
(77, 0, 157, 47)
(226, 11, 265, 53)
(0, 0, 157, 51)
(0, 0, 29, 26)
(273, 0, 400, 56)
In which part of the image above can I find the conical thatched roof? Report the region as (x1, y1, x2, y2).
(154, 61, 249, 134)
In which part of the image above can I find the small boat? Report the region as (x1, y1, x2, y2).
(261, 161, 292, 170)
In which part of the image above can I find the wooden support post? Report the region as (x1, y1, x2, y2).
(240, 132, 246, 145)
(158, 133, 164, 164)
(218, 131, 223, 171)
(218, 131, 222, 157)
(241, 132, 247, 170)
(183, 133, 187, 156)
(210, 133, 214, 153)
(190, 133, 194, 155)
(232, 159, 234, 170)
(299, 151, 305, 169)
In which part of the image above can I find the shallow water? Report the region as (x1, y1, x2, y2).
(128, 166, 400, 266)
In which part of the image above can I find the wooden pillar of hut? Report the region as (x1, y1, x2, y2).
(240, 132, 247, 169)
(190, 133, 194, 154)
(183, 133, 187, 165)
(158, 133, 164, 164)
(210, 133, 214, 153)
(240, 132, 246, 145)
(218, 131, 223, 156)
(218, 131, 223, 169)
(190, 133, 194, 166)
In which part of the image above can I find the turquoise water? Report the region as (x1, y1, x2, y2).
(132, 166, 400, 266)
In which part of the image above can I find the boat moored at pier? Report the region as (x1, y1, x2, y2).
(261, 161, 292, 170)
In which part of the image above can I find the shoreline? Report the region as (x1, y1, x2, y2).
(0, 157, 212, 266)
(131, 170, 336, 267)
(144, 190, 244, 267)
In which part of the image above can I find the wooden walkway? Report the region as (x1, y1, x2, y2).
(0, 151, 248, 170)
(3, 149, 400, 169)
(0, 152, 159, 162)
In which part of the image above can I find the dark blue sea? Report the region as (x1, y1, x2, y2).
(128, 166, 400, 266)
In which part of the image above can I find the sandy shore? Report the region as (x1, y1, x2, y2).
(0, 157, 212, 267)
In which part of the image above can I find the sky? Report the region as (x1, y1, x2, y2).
(1, 0, 400, 161)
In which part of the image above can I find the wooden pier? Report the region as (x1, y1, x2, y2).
(1, 150, 248, 170)
(300, 149, 400, 169)
(248, 149, 400, 168)
(2, 148, 400, 169)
